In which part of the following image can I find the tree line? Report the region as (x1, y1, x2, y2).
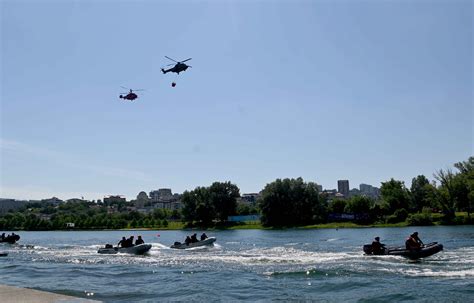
(0, 157, 472, 230)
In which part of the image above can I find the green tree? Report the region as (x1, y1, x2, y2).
(328, 198, 347, 213)
(344, 196, 373, 214)
(259, 178, 321, 227)
(434, 168, 457, 220)
(181, 187, 215, 225)
(453, 157, 474, 218)
(380, 179, 411, 214)
(209, 181, 240, 222)
(410, 175, 431, 212)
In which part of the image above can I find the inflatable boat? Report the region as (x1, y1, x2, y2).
(363, 242, 443, 259)
(0, 234, 20, 244)
(171, 237, 216, 249)
(97, 243, 151, 255)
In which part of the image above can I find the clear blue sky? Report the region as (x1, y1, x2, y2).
(1, 0, 472, 201)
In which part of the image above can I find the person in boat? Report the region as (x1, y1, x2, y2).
(135, 235, 144, 245)
(117, 237, 127, 248)
(185, 236, 191, 245)
(191, 233, 198, 243)
(200, 233, 208, 241)
(405, 232, 423, 250)
(1, 233, 4, 240)
(371, 237, 385, 255)
(127, 236, 135, 247)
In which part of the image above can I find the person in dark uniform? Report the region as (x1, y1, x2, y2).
(185, 236, 191, 245)
(117, 237, 127, 248)
(135, 235, 144, 245)
(371, 237, 385, 255)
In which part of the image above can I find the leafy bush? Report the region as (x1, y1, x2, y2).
(407, 213, 433, 226)
(385, 208, 408, 224)
(394, 208, 408, 221)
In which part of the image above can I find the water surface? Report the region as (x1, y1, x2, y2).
(1, 226, 473, 302)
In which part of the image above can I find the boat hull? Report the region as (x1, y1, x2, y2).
(98, 244, 152, 255)
(171, 237, 216, 249)
(363, 242, 443, 259)
(0, 235, 20, 244)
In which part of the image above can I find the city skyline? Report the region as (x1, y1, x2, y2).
(2, 1, 472, 201)
(2, 178, 383, 201)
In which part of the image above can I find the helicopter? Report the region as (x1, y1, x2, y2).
(119, 87, 144, 101)
(161, 56, 192, 74)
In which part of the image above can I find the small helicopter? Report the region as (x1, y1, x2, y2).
(119, 86, 144, 101)
(161, 56, 192, 74)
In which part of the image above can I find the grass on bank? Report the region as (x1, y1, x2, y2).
(137, 212, 471, 230)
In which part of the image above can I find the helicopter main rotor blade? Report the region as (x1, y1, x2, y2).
(166, 63, 175, 66)
(180, 58, 192, 63)
(165, 56, 178, 62)
(134, 89, 146, 91)
(120, 86, 129, 90)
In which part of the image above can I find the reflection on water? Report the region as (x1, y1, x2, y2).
(1, 226, 473, 302)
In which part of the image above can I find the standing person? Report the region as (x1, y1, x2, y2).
(135, 235, 144, 245)
(371, 237, 385, 255)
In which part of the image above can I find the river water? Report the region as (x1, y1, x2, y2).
(0, 226, 473, 302)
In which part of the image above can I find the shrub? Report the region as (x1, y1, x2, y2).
(407, 213, 433, 226)
(394, 208, 408, 221)
(385, 208, 408, 224)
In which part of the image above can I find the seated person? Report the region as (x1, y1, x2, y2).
(117, 237, 127, 248)
(185, 236, 191, 245)
(124, 236, 134, 248)
(200, 233, 208, 241)
(190, 233, 198, 243)
(371, 237, 385, 255)
(405, 232, 423, 250)
(135, 235, 144, 245)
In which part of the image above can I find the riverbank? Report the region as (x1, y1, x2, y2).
(123, 212, 471, 230)
(0, 285, 100, 303)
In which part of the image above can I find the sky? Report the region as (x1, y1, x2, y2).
(1, 0, 472, 201)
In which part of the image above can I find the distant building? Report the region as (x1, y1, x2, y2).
(349, 188, 360, 197)
(0, 199, 28, 214)
(103, 195, 126, 204)
(149, 189, 182, 210)
(240, 193, 260, 205)
(41, 197, 63, 206)
(149, 188, 173, 202)
(359, 184, 381, 199)
(316, 184, 323, 192)
(135, 191, 150, 208)
(337, 180, 350, 198)
(66, 198, 87, 203)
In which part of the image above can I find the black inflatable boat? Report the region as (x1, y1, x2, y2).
(363, 242, 443, 259)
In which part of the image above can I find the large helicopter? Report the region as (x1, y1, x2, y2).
(119, 86, 144, 101)
(161, 56, 192, 74)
